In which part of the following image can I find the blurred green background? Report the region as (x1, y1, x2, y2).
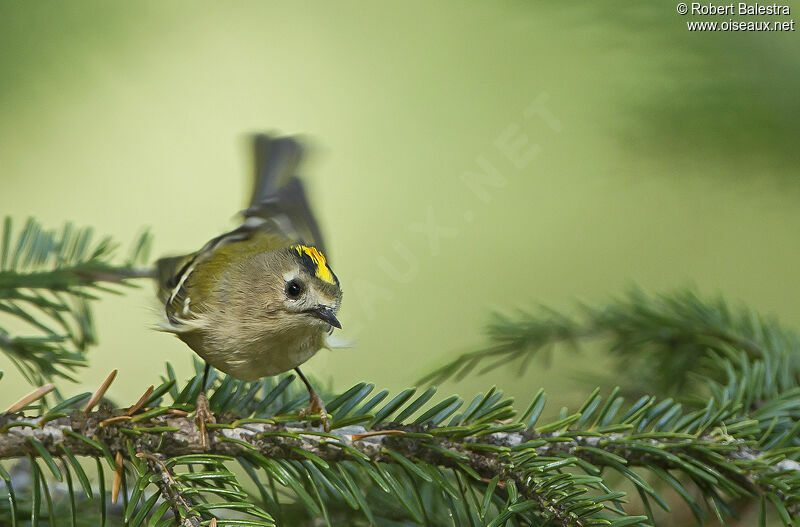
(1, 1, 799, 419)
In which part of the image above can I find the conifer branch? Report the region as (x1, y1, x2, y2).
(421, 289, 800, 396)
(2, 347, 800, 526)
(0, 217, 152, 388)
(1, 412, 798, 514)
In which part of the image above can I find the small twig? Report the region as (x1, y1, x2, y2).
(6, 384, 55, 413)
(126, 385, 154, 416)
(84, 369, 118, 412)
(137, 452, 202, 527)
(136, 452, 179, 486)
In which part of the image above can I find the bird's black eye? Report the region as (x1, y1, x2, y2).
(285, 279, 304, 299)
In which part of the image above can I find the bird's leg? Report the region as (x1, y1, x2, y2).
(193, 363, 216, 448)
(295, 367, 330, 432)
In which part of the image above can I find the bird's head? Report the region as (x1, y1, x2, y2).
(243, 245, 343, 333)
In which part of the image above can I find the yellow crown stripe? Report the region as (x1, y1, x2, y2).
(294, 245, 336, 284)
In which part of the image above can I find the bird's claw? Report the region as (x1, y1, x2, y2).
(193, 392, 216, 449)
(299, 390, 330, 432)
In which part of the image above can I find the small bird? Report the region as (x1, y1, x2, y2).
(156, 135, 342, 442)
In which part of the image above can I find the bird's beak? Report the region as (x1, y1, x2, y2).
(310, 305, 342, 329)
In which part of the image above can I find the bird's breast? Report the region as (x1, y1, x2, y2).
(187, 326, 325, 381)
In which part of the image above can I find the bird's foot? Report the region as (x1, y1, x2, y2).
(299, 389, 330, 432)
(193, 391, 216, 449)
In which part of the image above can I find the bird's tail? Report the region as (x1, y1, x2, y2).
(243, 134, 327, 253)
